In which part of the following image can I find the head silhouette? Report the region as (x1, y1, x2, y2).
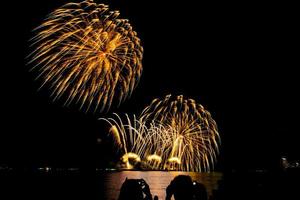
(118, 178, 153, 200)
(166, 175, 194, 200)
(166, 175, 208, 200)
(118, 178, 144, 200)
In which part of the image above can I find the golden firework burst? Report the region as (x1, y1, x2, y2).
(28, 0, 143, 112)
(100, 95, 220, 172)
(140, 94, 220, 171)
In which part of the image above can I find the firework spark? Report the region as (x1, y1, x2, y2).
(28, 0, 143, 112)
(100, 95, 220, 172)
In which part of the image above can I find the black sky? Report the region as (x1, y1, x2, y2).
(0, 0, 299, 171)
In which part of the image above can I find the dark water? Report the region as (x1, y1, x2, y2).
(98, 171, 223, 200)
(0, 174, 92, 199)
(1, 170, 299, 200)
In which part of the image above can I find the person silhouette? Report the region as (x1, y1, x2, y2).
(118, 178, 154, 200)
(166, 175, 207, 200)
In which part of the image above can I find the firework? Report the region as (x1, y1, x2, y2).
(28, 0, 143, 112)
(100, 95, 220, 172)
(100, 113, 169, 169)
(121, 153, 141, 169)
(140, 94, 220, 171)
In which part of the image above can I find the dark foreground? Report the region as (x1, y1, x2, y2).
(97, 170, 300, 200)
(98, 171, 222, 199)
(1, 169, 299, 200)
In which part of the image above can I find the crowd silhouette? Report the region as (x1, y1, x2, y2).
(117, 169, 300, 200)
(118, 175, 208, 200)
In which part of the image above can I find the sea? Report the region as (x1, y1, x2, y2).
(1, 169, 299, 200)
(97, 171, 223, 200)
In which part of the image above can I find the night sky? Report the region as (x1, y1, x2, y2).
(0, 0, 299, 171)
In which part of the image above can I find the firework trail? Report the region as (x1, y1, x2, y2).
(101, 95, 220, 172)
(28, 0, 143, 112)
(100, 113, 169, 169)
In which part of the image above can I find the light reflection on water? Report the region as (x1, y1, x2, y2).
(100, 171, 223, 200)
